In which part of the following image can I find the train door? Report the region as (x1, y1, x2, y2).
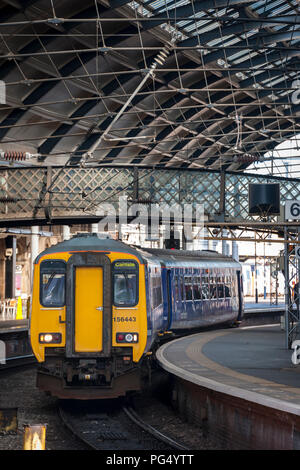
(166, 270, 172, 329)
(66, 252, 112, 358)
(236, 270, 244, 321)
(74, 267, 103, 352)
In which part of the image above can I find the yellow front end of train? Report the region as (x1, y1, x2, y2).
(30, 240, 148, 399)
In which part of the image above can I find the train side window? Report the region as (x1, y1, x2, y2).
(210, 275, 217, 299)
(181, 275, 185, 301)
(233, 274, 239, 298)
(202, 275, 210, 300)
(113, 261, 138, 307)
(156, 275, 162, 306)
(40, 260, 66, 307)
(150, 272, 162, 309)
(185, 276, 193, 301)
(174, 276, 179, 301)
(225, 276, 231, 297)
(193, 276, 201, 300)
(217, 275, 224, 299)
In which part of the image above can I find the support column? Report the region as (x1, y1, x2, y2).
(31, 227, 39, 286)
(222, 230, 228, 255)
(201, 228, 209, 250)
(182, 229, 187, 250)
(62, 225, 70, 241)
(5, 236, 16, 299)
(91, 223, 99, 234)
(0, 238, 6, 300)
(232, 240, 239, 261)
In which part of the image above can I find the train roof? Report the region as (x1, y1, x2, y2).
(34, 233, 240, 268)
(136, 247, 240, 268)
(34, 233, 145, 264)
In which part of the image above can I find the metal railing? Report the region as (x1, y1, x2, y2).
(0, 298, 28, 321)
(0, 166, 299, 225)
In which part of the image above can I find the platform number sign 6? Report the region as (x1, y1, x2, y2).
(285, 201, 300, 220)
(292, 341, 300, 365)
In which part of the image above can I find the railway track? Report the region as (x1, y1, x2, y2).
(58, 399, 189, 451)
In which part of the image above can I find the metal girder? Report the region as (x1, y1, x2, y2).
(89, 64, 297, 164)
(0, 165, 300, 225)
(204, 224, 287, 244)
(284, 228, 300, 349)
(178, 22, 300, 49)
(139, 0, 256, 31)
(109, 0, 255, 15)
(0, 0, 298, 173)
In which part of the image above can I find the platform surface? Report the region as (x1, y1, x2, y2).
(0, 319, 29, 334)
(245, 301, 284, 312)
(156, 324, 300, 416)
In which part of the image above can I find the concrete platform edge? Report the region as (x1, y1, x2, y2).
(156, 332, 300, 417)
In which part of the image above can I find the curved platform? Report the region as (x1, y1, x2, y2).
(156, 324, 300, 416)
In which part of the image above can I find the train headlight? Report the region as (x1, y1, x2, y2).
(39, 333, 62, 344)
(116, 333, 138, 343)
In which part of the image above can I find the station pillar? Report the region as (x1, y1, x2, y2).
(31, 226, 39, 285)
(232, 240, 239, 261)
(5, 236, 16, 299)
(62, 225, 70, 241)
(222, 230, 229, 256)
(91, 223, 98, 234)
(0, 239, 5, 300)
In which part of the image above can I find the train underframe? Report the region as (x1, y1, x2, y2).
(37, 348, 151, 399)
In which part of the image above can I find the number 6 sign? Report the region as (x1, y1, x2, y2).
(285, 201, 300, 220)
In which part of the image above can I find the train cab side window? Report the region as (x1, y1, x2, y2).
(40, 260, 66, 307)
(113, 261, 138, 307)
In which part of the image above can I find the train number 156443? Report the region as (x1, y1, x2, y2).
(113, 316, 136, 323)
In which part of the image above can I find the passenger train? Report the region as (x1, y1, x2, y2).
(30, 233, 243, 399)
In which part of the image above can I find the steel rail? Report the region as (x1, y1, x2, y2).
(58, 402, 188, 450)
(122, 406, 189, 451)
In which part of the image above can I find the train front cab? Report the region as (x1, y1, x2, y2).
(30, 250, 148, 399)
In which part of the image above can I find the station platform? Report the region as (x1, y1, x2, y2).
(245, 301, 284, 313)
(156, 324, 300, 416)
(0, 319, 29, 334)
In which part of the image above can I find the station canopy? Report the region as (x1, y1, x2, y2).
(0, 0, 299, 172)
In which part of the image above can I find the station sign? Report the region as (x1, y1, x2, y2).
(285, 200, 300, 220)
